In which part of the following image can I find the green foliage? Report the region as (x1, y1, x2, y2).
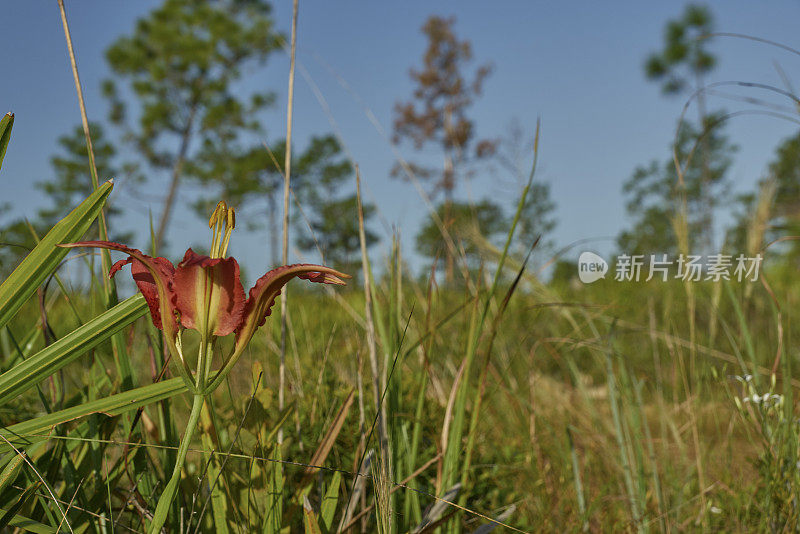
(189, 141, 285, 226)
(297, 195, 377, 273)
(292, 137, 378, 272)
(644, 3, 715, 96)
(733, 367, 800, 530)
(39, 123, 132, 226)
(759, 131, 800, 256)
(517, 182, 555, 255)
(0, 112, 12, 170)
(0, 169, 178, 531)
(0, 294, 147, 406)
(190, 134, 379, 269)
(618, 114, 736, 254)
(0, 375, 186, 453)
(0, 123, 133, 275)
(549, 258, 577, 285)
(415, 200, 507, 271)
(0, 220, 43, 277)
(4, 186, 800, 532)
(0, 181, 113, 331)
(725, 191, 757, 254)
(636, 4, 729, 255)
(769, 131, 800, 213)
(496, 121, 557, 256)
(6, 4, 800, 533)
(726, 130, 800, 259)
(104, 0, 282, 250)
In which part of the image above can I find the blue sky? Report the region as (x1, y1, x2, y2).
(2, 1, 800, 282)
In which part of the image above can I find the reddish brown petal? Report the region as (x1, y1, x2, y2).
(173, 249, 245, 337)
(128, 256, 176, 329)
(106, 255, 176, 329)
(109, 257, 133, 278)
(59, 241, 178, 334)
(235, 264, 348, 350)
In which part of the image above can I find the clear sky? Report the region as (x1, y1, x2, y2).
(2, 1, 800, 283)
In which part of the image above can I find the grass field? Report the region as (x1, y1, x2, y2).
(1, 193, 798, 533)
(1, 4, 798, 532)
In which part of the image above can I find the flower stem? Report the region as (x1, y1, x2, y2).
(148, 393, 205, 534)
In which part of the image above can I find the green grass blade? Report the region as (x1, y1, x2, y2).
(0, 180, 113, 331)
(262, 443, 283, 534)
(0, 377, 188, 452)
(567, 426, 588, 532)
(0, 113, 14, 172)
(0, 113, 13, 171)
(605, 351, 643, 532)
(0, 482, 42, 531)
(0, 510, 56, 534)
(404, 370, 427, 526)
(199, 402, 230, 534)
(633, 377, 667, 533)
(0, 294, 147, 405)
(0, 450, 24, 495)
(2, 324, 41, 370)
(725, 280, 759, 383)
(320, 470, 340, 532)
(443, 120, 540, 512)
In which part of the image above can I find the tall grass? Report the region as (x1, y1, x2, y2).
(4, 8, 800, 534)
(2, 161, 800, 532)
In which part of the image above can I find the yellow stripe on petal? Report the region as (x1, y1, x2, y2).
(173, 249, 245, 338)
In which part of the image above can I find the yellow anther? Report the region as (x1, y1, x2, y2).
(220, 206, 235, 258)
(208, 200, 227, 229)
(209, 201, 235, 259)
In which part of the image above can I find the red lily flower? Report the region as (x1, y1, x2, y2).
(61, 201, 348, 393)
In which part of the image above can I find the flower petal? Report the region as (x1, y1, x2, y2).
(173, 249, 245, 337)
(59, 241, 178, 335)
(202, 263, 348, 393)
(235, 264, 349, 349)
(107, 255, 177, 330)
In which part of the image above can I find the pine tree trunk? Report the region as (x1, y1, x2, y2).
(695, 73, 713, 255)
(154, 106, 197, 253)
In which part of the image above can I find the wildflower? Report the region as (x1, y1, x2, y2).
(62, 201, 349, 534)
(61, 201, 349, 393)
(742, 392, 782, 408)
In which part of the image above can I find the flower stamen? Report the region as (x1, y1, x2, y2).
(220, 206, 235, 258)
(209, 201, 235, 259)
